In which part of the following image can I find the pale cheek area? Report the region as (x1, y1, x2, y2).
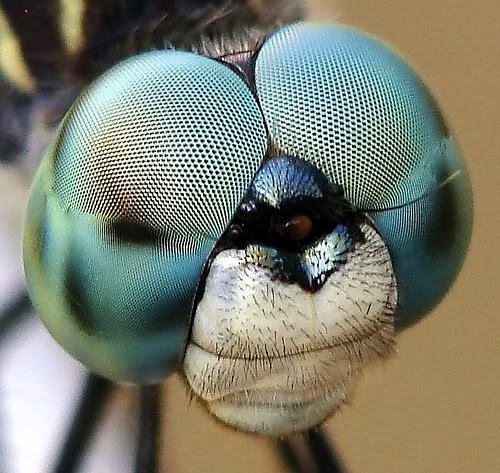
(184, 225, 397, 436)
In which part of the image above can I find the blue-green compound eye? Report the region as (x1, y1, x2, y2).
(23, 50, 267, 383)
(254, 22, 473, 329)
(23, 21, 473, 391)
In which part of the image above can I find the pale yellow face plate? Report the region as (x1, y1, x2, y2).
(185, 223, 396, 436)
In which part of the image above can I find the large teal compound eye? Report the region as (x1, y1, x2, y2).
(254, 22, 473, 329)
(23, 50, 267, 383)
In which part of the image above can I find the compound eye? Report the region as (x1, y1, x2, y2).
(276, 214, 313, 241)
(23, 50, 267, 383)
(254, 22, 473, 329)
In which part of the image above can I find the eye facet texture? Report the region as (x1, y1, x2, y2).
(255, 23, 473, 328)
(23, 50, 267, 382)
(23, 20, 473, 391)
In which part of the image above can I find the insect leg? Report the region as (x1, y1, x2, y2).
(0, 289, 32, 343)
(306, 427, 346, 473)
(50, 373, 115, 473)
(278, 427, 347, 473)
(135, 384, 162, 473)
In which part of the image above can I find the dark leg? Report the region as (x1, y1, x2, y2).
(278, 426, 347, 473)
(0, 289, 32, 342)
(51, 373, 114, 473)
(277, 439, 306, 473)
(306, 427, 346, 473)
(134, 384, 162, 473)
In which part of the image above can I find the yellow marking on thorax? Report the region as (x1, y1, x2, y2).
(0, 8, 36, 93)
(59, 0, 84, 55)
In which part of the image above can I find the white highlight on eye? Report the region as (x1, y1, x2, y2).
(184, 223, 397, 436)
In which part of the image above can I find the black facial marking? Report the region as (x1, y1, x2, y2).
(238, 199, 259, 219)
(216, 156, 363, 253)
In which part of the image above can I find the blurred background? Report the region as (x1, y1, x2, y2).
(0, 0, 498, 472)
